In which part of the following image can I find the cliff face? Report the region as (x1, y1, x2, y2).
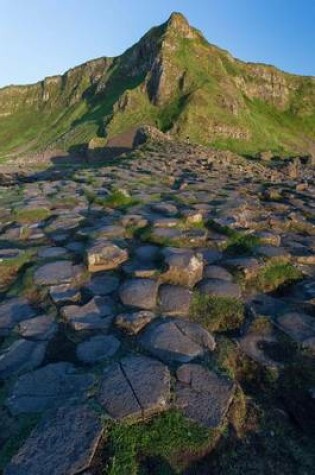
(0, 11, 314, 158)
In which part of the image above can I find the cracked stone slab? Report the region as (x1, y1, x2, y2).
(6, 362, 95, 415)
(176, 364, 235, 428)
(139, 318, 215, 363)
(4, 405, 102, 475)
(61, 296, 114, 331)
(98, 355, 170, 420)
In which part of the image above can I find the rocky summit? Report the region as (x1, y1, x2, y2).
(0, 11, 314, 475)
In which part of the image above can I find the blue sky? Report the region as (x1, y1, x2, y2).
(0, 0, 314, 87)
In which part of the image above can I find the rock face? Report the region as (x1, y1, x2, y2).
(87, 240, 128, 272)
(161, 248, 204, 288)
(0, 298, 36, 336)
(4, 405, 102, 475)
(0, 339, 47, 378)
(6, 362, 95, 415)
(98, 356, 171, 420)
(158, 285, 193, 316)
(76, 335, 121, 363)
(139, 319, 215, 363)
(61, 297, 114, 331)
(176, 364, 235, 428)
(33, 261, 83, 286)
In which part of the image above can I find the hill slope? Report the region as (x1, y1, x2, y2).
(0, 12, 314, 159)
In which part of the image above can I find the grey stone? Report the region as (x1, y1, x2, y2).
(203, 265, 233, 281)
(176, 364, 235, 428)
(158, 285, 193, 316)
(33, 261, 83, 286)
(115, 310, 156, 335)
(86, 273, 120, 296)
(276, 312, 315, 345)
(151, 202, 178, 216)
(76, 335, 120, 364)
(139, 319, 215, 363)
(0, 297, 36, 336)
(87, 240, 128, 272)
(119, 278, 159, 309)
(98, 356, 170, 420)
(239, 333, 282, 367)
(49, 283, 81, 305)
(38, 246, 68, 259)
(198, 279, 241, 298)
(161, 248, 203, 288)
(0, 339, 47, 378)
(4, 405, 102, 475)
(6, 362, 95, 415)
(16, 314, 57, 341)
(61, 297, 114, 331)
(134, 244, 161, 262)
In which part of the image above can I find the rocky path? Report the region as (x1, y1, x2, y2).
(0, 141, 314, 474)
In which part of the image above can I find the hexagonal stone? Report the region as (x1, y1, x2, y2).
(33, 261, 83, 286)
(76, 335, 120, 364)
(61, 297, 114, 331)
(0, 339, 47, 378)
(151, 202, 178, 216)
(6, 362, 95, 415)
(4, 405, 102, 475)
(98, 356, 170, 420)
(87, 240, 128, 272)
(85, 273, 120, 296)
(158, 285, 193, 316)
(16, 314, 57, 341)
(49, 283, 81, 305)
(203, 265, 233, 281)
(176, 364, 235, 428)
(119, 278, 159, 310)
(198, 279, 241, 298)
(161, 248, 203, 288)
(0, 297, 36, 336)
(139, 319, 215, 363)
(115, 310, 156, 335)
(38, 246, 68, 259)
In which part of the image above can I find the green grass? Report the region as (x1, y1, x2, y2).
(255, 261, 303, 291)
(95, 190, 140, 209)
(0, 251, 34, 291)
(207, 220, 260, 255)
(190, 293, 245, 332)
(104, 410, 215, 475)
(12, 207, 51, 224)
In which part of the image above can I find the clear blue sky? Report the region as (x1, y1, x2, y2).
(0, 0, 314, 87)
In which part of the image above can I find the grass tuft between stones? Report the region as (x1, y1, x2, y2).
(103, 410, 216, 475)
(190, 293, 245, 332)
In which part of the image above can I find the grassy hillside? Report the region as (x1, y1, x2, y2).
(0, 12, 314, 160)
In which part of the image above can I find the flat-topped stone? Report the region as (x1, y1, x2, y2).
(198, 279, 241, 299)
(119, 278, 159, 310)
(76, 335, 120, 364)
(0, 297, 36, 336)
(33, 261, 83, 286)
(87, 240, 128, 272)
(0, 339, 47, 378)
(139, 318, 215, 363)
(6, 362, 95, 415)
(115, 310, 156, 335)
(49, 283, 81, 305)
(85, 273, 120, 296)
(61, 297, 114, 331)
(98, 355, 170, 420)
(203, 265, 233, 281)
(4, 405, 102, 475)
(158, 284, 193, 316)
(276, 312, 315, 345)
(161, 248, 203, 288)
(16, 314, 57, 341)
(38, 246, 68, 259)
(176, 364, 235, 428)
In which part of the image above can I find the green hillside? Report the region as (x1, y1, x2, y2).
(0, 12, 314, 160)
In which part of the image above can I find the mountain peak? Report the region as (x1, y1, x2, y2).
(166, 11, 196, 38)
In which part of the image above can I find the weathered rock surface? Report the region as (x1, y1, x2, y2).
(119, 278, 159, 309)
(98, 355, 170, 420)
(161, 248, 204, 287)
(6, 362, 95, 415)
(61, 296, 114, 331)
(115, 310, 156, 335)
(176, 364, 235, 428)
(0, 339, 47, 378)
(87, 240, 128, 272)
(0, 298, 36, 336)
(139, 319, 215, 363)
(4, 405, 102, 475)
(76, 335, 121, 363)
(33, 261, 83, 286)
(158, 284, 193, 316)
